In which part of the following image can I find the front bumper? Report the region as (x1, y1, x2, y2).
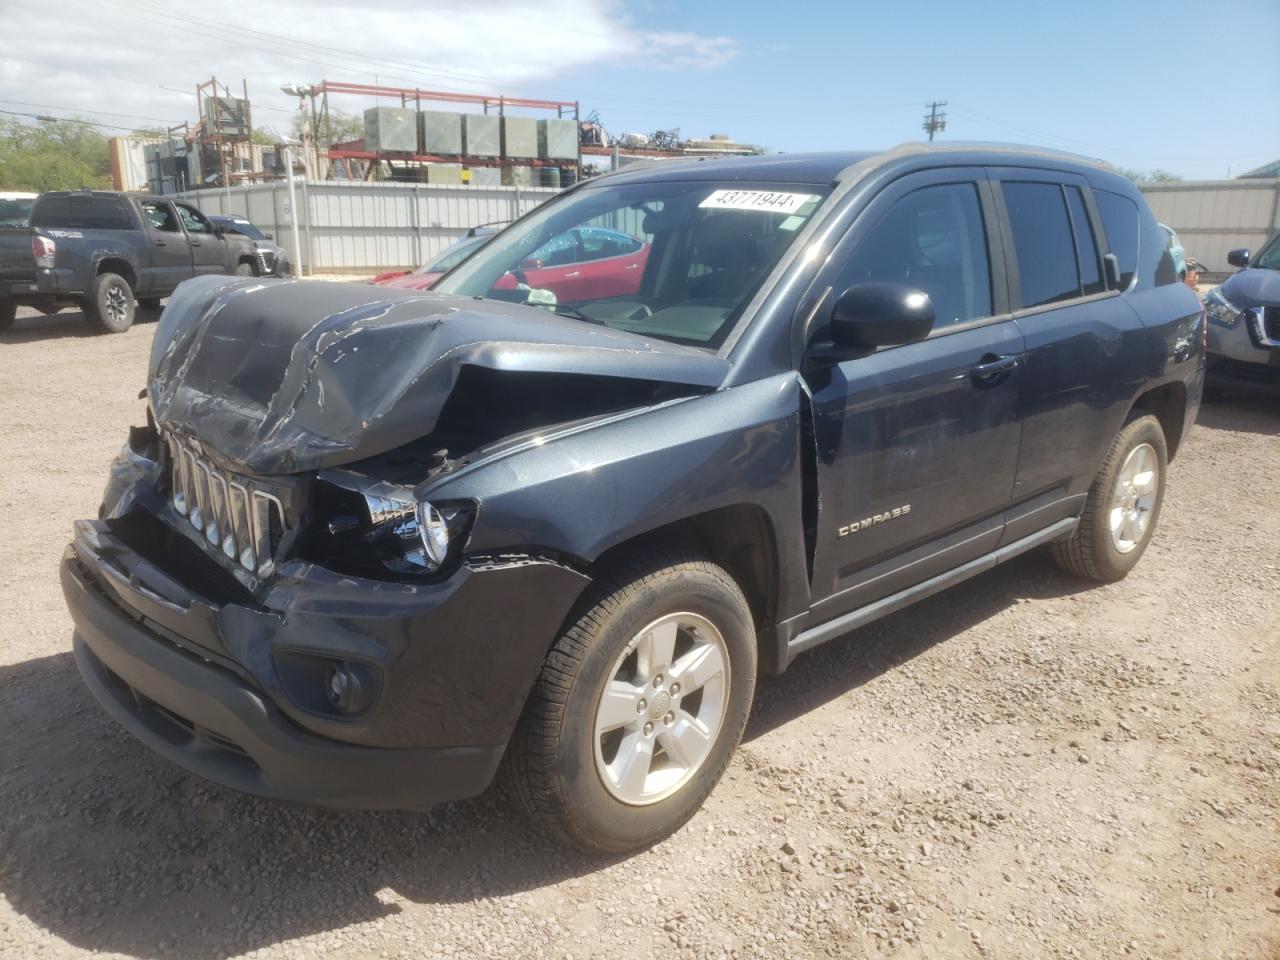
(66, 552, 502, 808)
(61, 502, 591, 808)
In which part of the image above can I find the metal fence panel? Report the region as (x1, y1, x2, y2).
(175, 180, 560, 275)
(1140, 179, 1280, 277)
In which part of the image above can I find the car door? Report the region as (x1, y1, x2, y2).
(138, 200, 194, 292)
(803, 169, 1024, 620)
(174, 202, 228, 277)
(570, 228, 647, 300)
(989, 170, 1150, 542)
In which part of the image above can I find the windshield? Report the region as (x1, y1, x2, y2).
(221, 219, 265, 242)
(418, 234, 490, 274)
(0, 198, 34, 228)
(434, 179, 831, 348)
(1254, 232, 1280, 271)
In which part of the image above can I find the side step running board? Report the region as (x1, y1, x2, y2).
(786, 517, 1078, 665)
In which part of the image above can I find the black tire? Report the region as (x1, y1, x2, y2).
(509, 550, 757, 854)
(0, 300, 14, 332)
(138, 297, 163, 311)
(234, 261, 256, 277)
(1051, 414, 1167, 582)
(83, 272, 135, 333)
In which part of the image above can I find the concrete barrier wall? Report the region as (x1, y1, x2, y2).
(177, 180, 560, 275)
(1140, 179, 1280, 278)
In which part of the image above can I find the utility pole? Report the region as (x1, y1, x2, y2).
(922, 101, 947, 141)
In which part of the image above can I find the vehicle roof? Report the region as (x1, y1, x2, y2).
(592, 141, 1116, 188)
(36, 190, 171, 203)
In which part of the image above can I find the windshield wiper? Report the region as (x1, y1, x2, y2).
(552, 303, 608, 326)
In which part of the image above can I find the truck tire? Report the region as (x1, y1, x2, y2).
(0, 300, 14, 332)
(83, 272, 135, 334)
(509, 550, 757, 854)
(1051, 414, 1167, 582)
(235, 261, 255, 277)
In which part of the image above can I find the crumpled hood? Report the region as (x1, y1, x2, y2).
(1220, 267, 1280, 309)
(149, 276, 729, 476)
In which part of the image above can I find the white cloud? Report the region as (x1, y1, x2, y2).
(0, 0, 738, 136)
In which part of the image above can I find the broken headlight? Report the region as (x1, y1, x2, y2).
(302, 475, 473, 580)
(1204, 287, 1242, 328)
(361, 490, 455, 572)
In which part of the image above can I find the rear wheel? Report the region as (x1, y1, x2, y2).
(83, 272, 135, 334)
(509, 550, 757, 854)
(1051, 414, 1167, 582)
(0, 300, 14, 332)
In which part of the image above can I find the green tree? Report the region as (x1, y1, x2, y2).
(0, 117, 112, 191)
(1119, 167, 1183, 184)
(296, 108, 364, 146)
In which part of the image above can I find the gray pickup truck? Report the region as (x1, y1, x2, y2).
(0, 191, 261, 333)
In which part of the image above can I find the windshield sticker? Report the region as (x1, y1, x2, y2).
(699, 190, 820, 214)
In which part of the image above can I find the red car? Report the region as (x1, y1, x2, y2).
(374, 227, 649, 301)
(371, 232, 495, 290)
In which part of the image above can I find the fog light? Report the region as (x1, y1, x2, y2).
(325, 662, 365, 714)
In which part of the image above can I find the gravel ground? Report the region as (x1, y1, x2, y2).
(1, 305, 1277, 960)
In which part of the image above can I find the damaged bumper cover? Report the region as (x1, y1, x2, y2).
(62, 507, 590, 808)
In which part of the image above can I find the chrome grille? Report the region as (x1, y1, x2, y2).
(1263, 306, 1280, 346)
(256, 249, 276, 274)
(165, 434, 285, 578)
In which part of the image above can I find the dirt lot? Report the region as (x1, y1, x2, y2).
(1, 305, 1277, 960)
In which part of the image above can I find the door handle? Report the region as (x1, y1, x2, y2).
(191, 240, 202, 247)
(154, 240, 166, 246)
(564, 271, 580, 278)
(971, 354, 1019, 383)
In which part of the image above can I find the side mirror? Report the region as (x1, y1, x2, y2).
(829, 282, 934, 351)
(212, 225, 226, 237)
(263, 232, 273, 241)
(1227, 248, 1251, 269)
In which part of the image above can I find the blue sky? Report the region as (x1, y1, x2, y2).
(556, 0, 1280, 179)
(3, 0, 1277, 181)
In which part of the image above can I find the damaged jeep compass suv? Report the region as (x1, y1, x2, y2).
(62, 144, 1203, 853)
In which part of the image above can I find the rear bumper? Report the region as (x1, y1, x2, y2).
(63, 550, 505, 808)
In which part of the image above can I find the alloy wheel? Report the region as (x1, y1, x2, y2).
(592, 612, 730, 806)
(1109, 442, 1158, 553)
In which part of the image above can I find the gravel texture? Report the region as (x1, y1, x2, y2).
(1, 305, 1277, 960)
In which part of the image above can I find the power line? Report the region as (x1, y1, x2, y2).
(0, 98, 178, 126)
(0, 108, 140, 131)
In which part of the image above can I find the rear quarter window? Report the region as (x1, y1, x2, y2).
(1093, 190, 1138, 290)
(31, 195, 135, 231)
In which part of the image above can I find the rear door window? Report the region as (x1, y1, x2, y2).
(1065, 187, 1104, 296)
(1093, 190, 1139, 290)
(1001, 181, 1080, 309)
(31, 194, 135, 231)
(141, 201, 181, 234)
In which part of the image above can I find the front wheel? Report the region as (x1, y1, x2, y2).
(1051, 414, 1167, 582)
(234, 261, 255, 277)
(509, 551, 757, 854)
